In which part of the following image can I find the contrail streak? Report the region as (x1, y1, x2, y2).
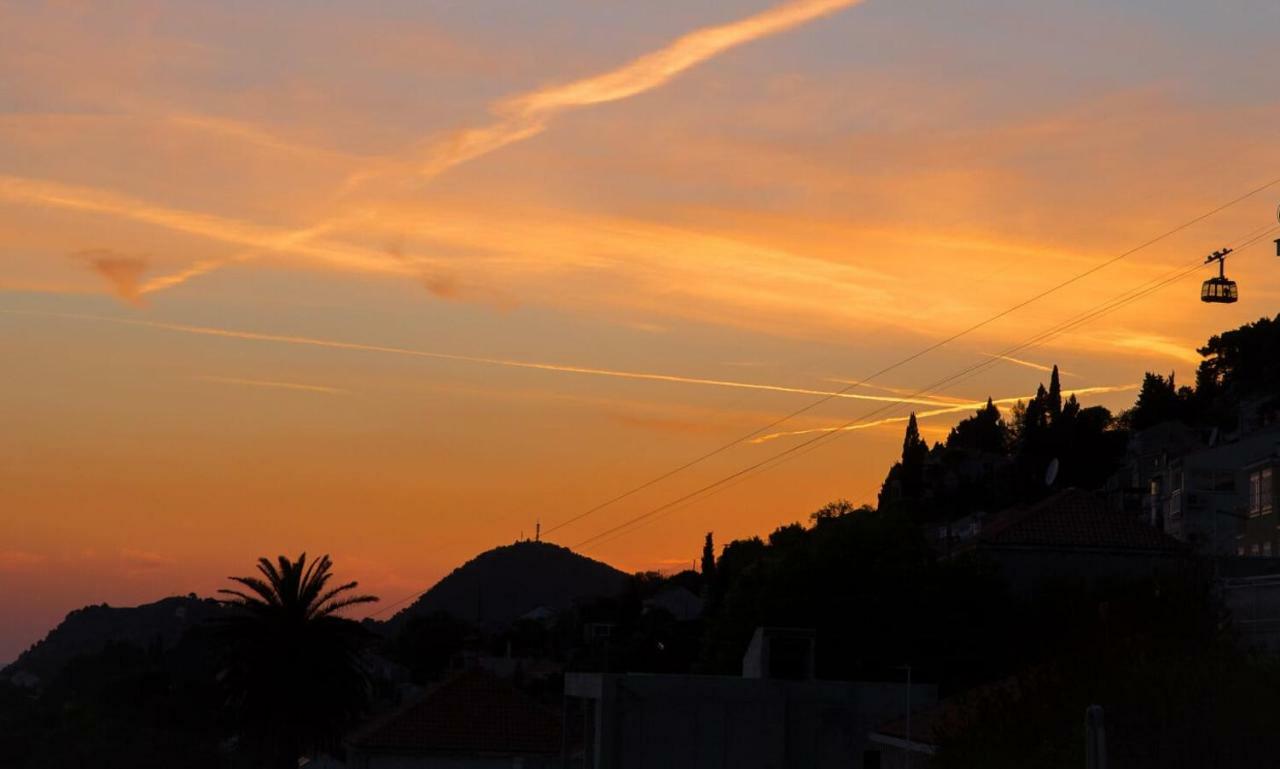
(195, 376, 348, 395)
(0, 176, 409, 279)
(749, 385, 1139, 443)
(824, 377, 974, 405)
(5, 310, 962, 407)
(136, 221, 348, 296)
(984, 353, 1075, 377)
(412, 0, 865, 181)
(137, 253, 255, 296)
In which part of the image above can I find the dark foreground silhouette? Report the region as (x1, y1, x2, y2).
(2, 314, 1279, 768)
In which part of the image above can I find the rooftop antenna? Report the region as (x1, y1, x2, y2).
(1274, 203, 1279, 256)
(535, 519, 541, 542)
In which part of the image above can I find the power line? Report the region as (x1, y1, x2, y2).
(542, 175, 1280, 538)
(368, 196, 1279, 619)
(570, 224, 1280, 550)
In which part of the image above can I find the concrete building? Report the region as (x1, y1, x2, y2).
(343, 669, 561, 769)
(1112, 411, 1280, 555)
(866, 678, 1020, 769)
(1238, 450, 1279, 556)
(1108, 421, 1204, 523)
(1141, 425, 1280, 555)
(642, 586, 703, 623)
(948, 488, 1187, 596)
(562, 627, 935, 769)
(1220, 571, 1280, 653)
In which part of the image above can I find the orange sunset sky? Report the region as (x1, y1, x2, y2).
(2, 0, 1279, 663)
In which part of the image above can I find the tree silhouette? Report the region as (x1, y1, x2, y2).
(902, 412, 928, 465)
(701, 532, 716, 581)
(1196, 314, 1280, 399)
(809, 499, 862, 526)
(216, 553, 378, 769)
(947, 397, 1007, 454)
(1126, 372, 1187, 430)
(1047, 365, 1063, 420)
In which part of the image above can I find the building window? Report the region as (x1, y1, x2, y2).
(1266, 542, 1273, 557)
(1250, 468, 1274, 517)
(1238, 546, 1246, 557)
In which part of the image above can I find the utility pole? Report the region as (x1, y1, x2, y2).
(906, 664, 912, 769)
(1086, 705, 1108, 769)
(896, 663, 913, 769)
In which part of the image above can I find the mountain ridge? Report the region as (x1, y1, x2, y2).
(3, 541, 629, 683)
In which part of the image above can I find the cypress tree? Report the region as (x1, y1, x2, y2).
(1047, 365, 1063, 421)
(700, 532, 716, 579)
(902, 412, 927, 465)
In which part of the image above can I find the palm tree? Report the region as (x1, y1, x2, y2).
(217, 553, 378, 769)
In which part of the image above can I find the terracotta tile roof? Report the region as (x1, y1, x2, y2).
(979, 488, 1182, 551)
(350, 669, 561, 755)
(873, 677, 1022, 747)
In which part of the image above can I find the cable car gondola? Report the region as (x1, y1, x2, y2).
(1200, 248, 1237, 304)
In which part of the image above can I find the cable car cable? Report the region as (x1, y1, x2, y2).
(368, 215, 1280, 617)
(541, 175, 1280, 538)
(571, 224, 1280, 550)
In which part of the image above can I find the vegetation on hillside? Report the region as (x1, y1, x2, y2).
(2, 315, 1278, 767)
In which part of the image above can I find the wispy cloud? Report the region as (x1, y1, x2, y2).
(608, 412, 724, 436)
(0, 551, 48, 573)
(749, 384, 1139, 443)
(69, 248, 149, 305)
(120, 548, 175, 570)
(194, 375, 349, 396)
(165, 113, 369, 165)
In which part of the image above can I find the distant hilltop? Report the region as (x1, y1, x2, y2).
(3, 541, 629, 686)
(383, 540, 629, 630)
(2, 594, 223, 684)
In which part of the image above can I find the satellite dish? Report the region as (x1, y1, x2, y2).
(1045, 457, 1060, 487)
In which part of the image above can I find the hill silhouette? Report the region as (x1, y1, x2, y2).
(2, 542, 627, 685)
(384, 541, 628, 630)
(2, 594, 223, 683)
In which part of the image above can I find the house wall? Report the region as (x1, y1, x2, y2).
(983, 547, 1184, 597)
(1222, 574, 1280, 653)
(1238, 460, 1279, 556)
(866, 734, 936, 769)
(1149, 426, 1280, 555)
(348, 752, 558, 769)
(565, 673, 935, 769)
